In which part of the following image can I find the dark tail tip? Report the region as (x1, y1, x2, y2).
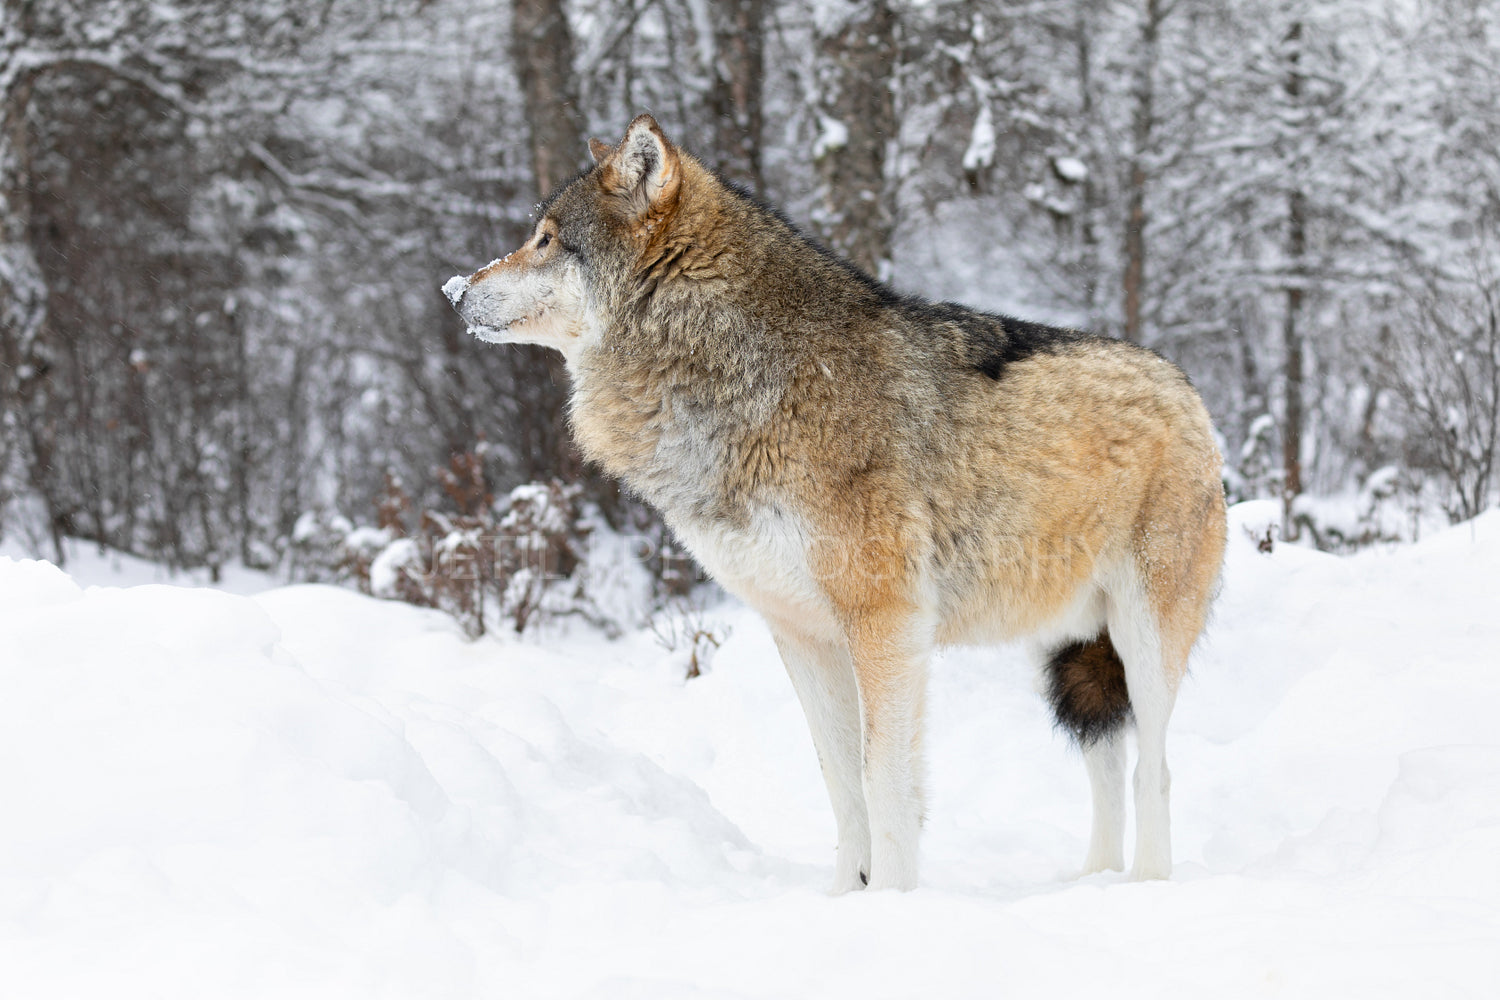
(1045, 631, 1132, 747)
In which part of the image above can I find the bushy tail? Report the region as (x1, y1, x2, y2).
(1045, 631, 1132, 747)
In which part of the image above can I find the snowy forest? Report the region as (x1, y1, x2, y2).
(3, 0, 1499, 613)
(6, 4, 1500, 992)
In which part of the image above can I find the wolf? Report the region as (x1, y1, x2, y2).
(443, 115, 1227, 892)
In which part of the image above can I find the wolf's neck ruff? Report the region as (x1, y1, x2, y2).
(569, 179, 858, 523)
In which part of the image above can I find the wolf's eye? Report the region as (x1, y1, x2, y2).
(537, 233, 552, 251)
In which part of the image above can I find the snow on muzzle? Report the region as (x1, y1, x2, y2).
(440, 261, 528, 345)
(441, 254, 581, 352)
(441, 273, 469, 307)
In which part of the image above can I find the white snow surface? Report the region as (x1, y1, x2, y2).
(3, 503, 1500, 998)
(0, 535, 278, 595)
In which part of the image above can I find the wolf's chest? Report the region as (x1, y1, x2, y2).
(667, 505, 840, 636)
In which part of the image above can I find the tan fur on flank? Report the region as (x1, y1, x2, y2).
(446, 115, 1228, 891)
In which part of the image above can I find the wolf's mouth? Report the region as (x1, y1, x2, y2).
(467, 323, 512, 344)
(466, 304, 551, 345)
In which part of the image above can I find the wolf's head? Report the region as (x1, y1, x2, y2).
(442, 114, 684, 363)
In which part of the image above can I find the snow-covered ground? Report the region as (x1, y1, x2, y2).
(0, 535, 279, 596)
(3, 502, 1498, 998)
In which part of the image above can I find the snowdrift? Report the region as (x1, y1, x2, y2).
(3, 504, 1499, 998)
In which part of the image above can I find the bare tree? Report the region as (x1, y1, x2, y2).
(1280, 18, 1308, 529)
(511, 0, 588, 198)
(1, 0, 206, 558)
(1121, 0, 1167, 344)
(814, 0, 897, 277)
(1382, 268, 1500, 522)
(710, 0, 766, 195)
(509, 0, 589, 488)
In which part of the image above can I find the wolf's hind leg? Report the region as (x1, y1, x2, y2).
(770, 622, 871, 893)
(1105, 588, 1180, 881)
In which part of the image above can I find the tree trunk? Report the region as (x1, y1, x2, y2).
(507, 0, 588, 482)
(1122, 0, 1163, 344)
(1, 6, 46, 375)
(815, 0, 897, 279)
(229, 299, 255, 566)
(2, 16, 61, 559)
(511, 0, 587, 199)
(710, 0, 766, 196)
(1282, 19, 1306, 536)
(1072, 3, 1105, 331)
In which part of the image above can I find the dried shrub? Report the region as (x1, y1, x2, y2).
(294, 455, 665, 639)
(649, 596, 732, 680)
(362, 454, 614, 638)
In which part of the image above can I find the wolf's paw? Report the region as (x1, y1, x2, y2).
(862, 864, 919, 892)
(829, 867, 869, 895)
(1073, 851, 1125, 879)
(1128, 857, 1173, 881)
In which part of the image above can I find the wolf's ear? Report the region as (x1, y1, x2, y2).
(600, 114, 680, 221)
(588, 138, 613, 165)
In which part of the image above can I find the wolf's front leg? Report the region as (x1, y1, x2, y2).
(846, 610, 931, 891)
(769, 622, 871, 893)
